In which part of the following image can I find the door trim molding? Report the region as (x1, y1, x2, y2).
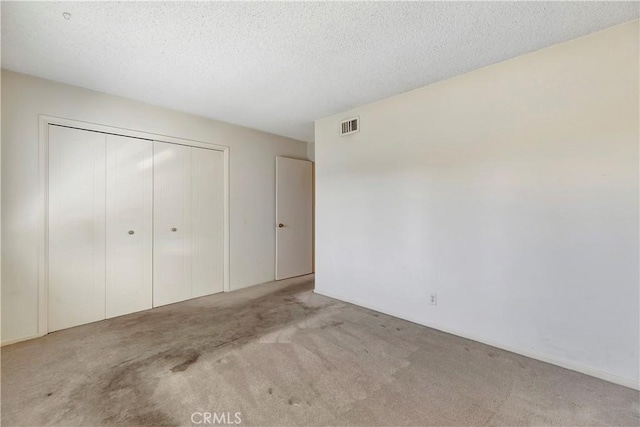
(38, 115, 231, 336)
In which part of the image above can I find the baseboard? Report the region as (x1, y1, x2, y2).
(314, 289, 640, 391)
(1, 333, 47, 347)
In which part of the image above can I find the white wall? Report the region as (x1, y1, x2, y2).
(315, 21, 639, 388)
(1, 70, 307, 343)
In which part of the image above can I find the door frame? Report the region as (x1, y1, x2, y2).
(37, 115, 231, 336)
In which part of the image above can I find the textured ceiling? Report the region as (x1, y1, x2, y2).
(2, 2, 638, 142)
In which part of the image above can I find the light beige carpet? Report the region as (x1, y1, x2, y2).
(2, 275, 638, 426)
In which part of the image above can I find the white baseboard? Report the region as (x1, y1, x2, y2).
(314, 289, 640, 391)
(1, 333, 46, 347)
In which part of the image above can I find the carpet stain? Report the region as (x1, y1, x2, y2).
(320, 321, 343, 329)
(170, 352, 200, 373)
(61, 280, 326, 426)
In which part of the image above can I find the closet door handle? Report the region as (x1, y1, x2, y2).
(128, 230, 135, 235)
(171, 227, 177, 232)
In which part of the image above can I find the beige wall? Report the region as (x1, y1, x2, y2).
(1, 70, 308, 343)
(315, 21, 639, 387)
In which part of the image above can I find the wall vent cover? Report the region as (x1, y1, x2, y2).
(340, 117, 359, 136)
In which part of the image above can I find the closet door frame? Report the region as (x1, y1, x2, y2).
(37, 115, 230, 337)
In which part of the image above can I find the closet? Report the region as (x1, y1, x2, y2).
(48, 125, 224, 332)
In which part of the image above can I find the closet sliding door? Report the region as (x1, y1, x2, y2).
(48, 125, 225, 331)
(191, 147, 224, 298)
(153, 142, 193, 306)
(48, 125, 107, 332)
(105, 135, 153, 318)
(153, 142, 224, 307)
(49, 126, 154, 330)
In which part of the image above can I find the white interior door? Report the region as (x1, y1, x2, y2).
(105, 135, 153, 318)
(153, 142, 193, 307)
(276, 157, 313, 280)
(48, 125, 106, 331)
(191, 147, 225, 298)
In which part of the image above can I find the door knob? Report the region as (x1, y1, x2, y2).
(278, 223, 284, 228)
(171, 227, 177, 232)
(128, 230, 135, 235)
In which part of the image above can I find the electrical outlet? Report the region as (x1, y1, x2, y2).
(429, 293, 437, 306)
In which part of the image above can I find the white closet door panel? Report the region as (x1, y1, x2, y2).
(191, 147, 224, 298)
(48, 125, 106, 331)
(106, 135, 153, 318)
(153, 142, 192, 306)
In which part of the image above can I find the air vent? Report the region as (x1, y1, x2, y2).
(340, 117, 359, 136)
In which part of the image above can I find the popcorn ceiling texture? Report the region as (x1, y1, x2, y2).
(1, 2, 638, 141)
